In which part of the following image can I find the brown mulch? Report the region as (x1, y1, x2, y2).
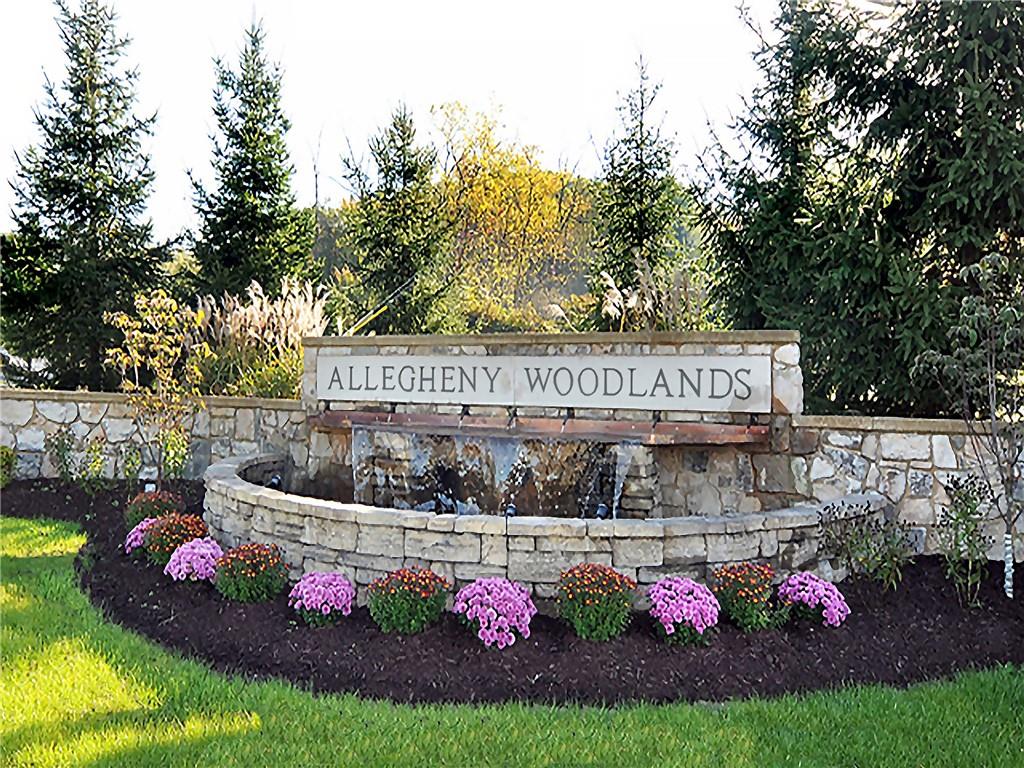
(3, 478, 1022, 706)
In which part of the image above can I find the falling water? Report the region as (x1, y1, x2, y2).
(609, 443, 636, 519)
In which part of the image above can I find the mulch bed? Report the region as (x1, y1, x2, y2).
(3, 478, 1023, 706)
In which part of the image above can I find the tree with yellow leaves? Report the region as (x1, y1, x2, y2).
(435, 104, 593, 330)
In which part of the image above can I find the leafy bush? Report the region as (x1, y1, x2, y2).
(367, 567, 450, 635)
(119, 444, 143, 495)
(778, 572, 850, 627)
(77, 436, 108, 496)
(215, 543, 290, 603)
(938, 476, 993, 608)
(821, 501, 915, 591)
(557, 563, 636, 641)
(647, 576, 720, 645)
(0, 445, 15, 488)
(164, 537, 223, 583)
(143, 513, 208, 566)
(160, 427, 190, 482)
(125, 490, 185, 529)
(452, 577, 537, 649)
(712, 563, 786, 632)
(288, 571, 356, 627)
(124, 517, 158, 555)
(44, 426, 76, 482)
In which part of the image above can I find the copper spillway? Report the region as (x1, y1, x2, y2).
(311, 410, 769, 446)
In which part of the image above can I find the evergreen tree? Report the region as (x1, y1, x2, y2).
(191, 23, 316, 297)
(343, 106, 452, 335)
(695, 0, 1024, 417)
(592, 59, 680, 292)
(2, 0, 159, 390)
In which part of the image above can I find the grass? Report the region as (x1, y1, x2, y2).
(1, 515, 1022, 768)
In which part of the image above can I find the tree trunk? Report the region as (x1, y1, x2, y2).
(1004, 532, 1015, 599)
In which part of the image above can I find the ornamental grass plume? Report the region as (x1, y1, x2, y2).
(163, 537, 223, 583)
(778, 571, 851, 627)
(453, 577, 537, 649)
(288, 571, 356, 627)
(124, 517, 158, 554)
(648, 576, 720, 645)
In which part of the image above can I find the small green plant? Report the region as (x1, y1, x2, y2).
(215, 543, 290, 602)
(557, 563, 636, 641)
(938, 476, 993, 608)
(0, 445, 15, 488)
(44, 426, 76, 482)
(711, 562, 788, 632)
(367, 567, 450, 635)
(143, 513, 208, 566)
(160, 427, 190, 482)
(821, 501, 914, 591)
(77, 437, 108, 496)
(124, 490, 185, 529)
(119, 444, 143, 496)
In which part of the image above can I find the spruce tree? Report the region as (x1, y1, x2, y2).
(191, 23, 316, 297)
(343, 106, 452, 334)
(3, 0, 159, 390)
(592, 59, 680, 291)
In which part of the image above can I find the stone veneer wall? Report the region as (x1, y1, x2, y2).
(0, 388, 308, 480)
(204, 454, 889, 601)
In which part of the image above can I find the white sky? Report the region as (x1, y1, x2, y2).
(2, 0, 779, 240)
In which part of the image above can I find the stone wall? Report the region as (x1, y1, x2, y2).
(0, 388, 308, 481)
(204, 454, 889, 601)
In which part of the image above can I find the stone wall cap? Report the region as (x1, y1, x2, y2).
(303, 330, 800, 348)
(0, 387, 302, 411)
(793, 414, 981, 435)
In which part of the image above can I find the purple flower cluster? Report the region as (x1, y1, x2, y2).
(778, 571, 850, 627)
(124, 517, 158, 554)
(648, 576, 720, 641)
(288, 572, 356, 625)
(453, 577, 537, 649)
(164, 537, 223, 582)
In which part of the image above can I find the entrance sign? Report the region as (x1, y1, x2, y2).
(317, 354, 772, 413)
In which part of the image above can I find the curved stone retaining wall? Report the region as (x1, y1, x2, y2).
(203, 454, 889, 600)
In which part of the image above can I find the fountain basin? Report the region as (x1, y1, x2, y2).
(203, 453, 889, 599)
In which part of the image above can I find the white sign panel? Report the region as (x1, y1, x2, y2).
(317, 354, 772, 413)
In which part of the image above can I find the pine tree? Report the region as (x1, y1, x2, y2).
(191, 23, 316, 297)
(343, 106, 452, 335)
(2, 0, 159, 390)
(592, 59, 680, 292)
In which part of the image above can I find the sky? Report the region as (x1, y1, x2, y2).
(1, 0, 781, 240)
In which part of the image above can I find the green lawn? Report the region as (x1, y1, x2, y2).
(1, 515, 1022, 768)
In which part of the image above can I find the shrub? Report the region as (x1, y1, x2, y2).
(712, 562, 785, 632)
(821, 500, 914, 591)
(938, 476, 993, 608)
(44, 426, 76, 482)
(78, 436, 108, 496)
(647, 576, 720, 645)
(288, 571, 356, 627)
(0, 445, 15, 488)
(143, 513, 208, 566)
(453, 577, 537, 649)
(557, 563, 636, 641)
(124, 517, 158, 555)
(367, 567, 450, 635)
(778, 572, 850, 627)
(164, 537, 223, 583)
(125, 490, 185, 529)
(215, 543, 290, 602)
